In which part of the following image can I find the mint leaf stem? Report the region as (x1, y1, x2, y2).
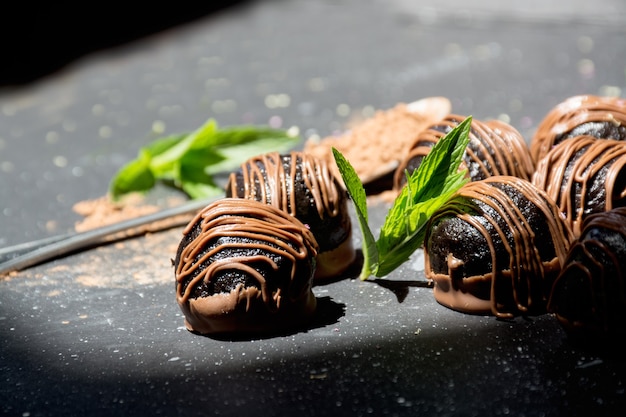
(332, 148, 379, 279)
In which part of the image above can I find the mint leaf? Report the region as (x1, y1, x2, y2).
(333, 116, 472, 279)
(210, 126, 295, 147)
(149, 118, 219, 178)
(206, 134, 299, 174)
(332, 147, 379, 279)
(180, 182, 224, 199)
(375, 178, 465, 276)
(108, 118, 300, 201)
(109, 149, 155, 197)
(376, 116, 471, 275)
(143, 133, 186, 157)
(174, 147, 225, 186)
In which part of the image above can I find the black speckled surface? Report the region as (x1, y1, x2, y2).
(2, 1, 626, 416)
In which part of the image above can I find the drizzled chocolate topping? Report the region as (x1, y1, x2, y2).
(394, 115, 534, 190)
(226, 151, 341, 219)
(424, 176, 574, 318)
(226, 151, 355, 279)
(174, 198, 319, 335)
(530, 95, 626, 163)
(532, 136, 626, 237)
(548, 207, 626, 342)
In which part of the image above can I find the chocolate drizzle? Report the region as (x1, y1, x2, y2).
(394, 115, 534, 190)
(226, 151, 355, 279)
(174, 198, 318, 334)
(547, 207, 626, 342)
(530, 95, 626, 164)
(424, 176, 573, 318)
(227, 151, 341, 218)
(532, 136, 626, 237)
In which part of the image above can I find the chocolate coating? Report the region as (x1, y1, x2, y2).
(394, 115, 534, 190)
(532, 136, 626, 237)
(174, 198, 319, 335)
(424, 176, 574, 318)
(547, 207, 626, 343)
(530, 95, 626, 164)
(226, 151, 355, 279)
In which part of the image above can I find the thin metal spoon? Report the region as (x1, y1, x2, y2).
(0, 233, 75, 263)
(0, 196, 221, 275)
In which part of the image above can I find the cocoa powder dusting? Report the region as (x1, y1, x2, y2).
(73, 195, 160, 232)
(304, 97, 451, 188)
(72, 194, 187, 232)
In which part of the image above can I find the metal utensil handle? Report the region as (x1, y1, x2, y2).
(0, 196, 221, 275)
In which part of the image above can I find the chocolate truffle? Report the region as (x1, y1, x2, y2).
(226, 151, 355, 280)
(424, 176, 574, 318)
(393, 115, 534, 191)
(530, 95, 626, 164)
(532, 136, 626, 237)
(547, 207, 626, 343)
(174, 198, 319, 335)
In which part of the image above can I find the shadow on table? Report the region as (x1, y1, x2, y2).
(3, 308, 626, 417)
(205, 295, 348, 342)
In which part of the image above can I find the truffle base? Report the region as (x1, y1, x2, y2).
(180, 284, 317, 335)
(430, 272, 493, 315)
(430, 259, 561, 317)
(314, 230, 357, 280)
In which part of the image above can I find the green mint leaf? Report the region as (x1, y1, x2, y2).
(174, 149, 224, 189)
(130, 134, 190, 184)
(206, 133, 299, 175)
(332, 147, 379, 279)
(109, 149, 156, 199)
(149, 118, 219, 175)
(333, 116, 472, 280)
(142, 133, 187, 157)
(108, 117, 301, 201)
(375, 184, 463, 276)
(180, 182, 225, 200)
(374, 116, 472, 277)
(210, 126, 295, 147)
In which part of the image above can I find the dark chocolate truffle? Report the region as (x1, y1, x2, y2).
(547, 207, 626, 343)
(424, 176, 574, 318)
(174, 198, 319, 335)
(532, 136, 626, 237)
(393, 115, 534, 191)
(225, 151, 355, 280)
(530, 95, 626, 164)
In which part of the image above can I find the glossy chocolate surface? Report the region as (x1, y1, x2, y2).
(394, 115, 534, 190)
(424, 176, 573, 318)
(174, 198, 318, 334)
(548, 207, 626, 342)
(227, 152, 351, 250)
(226, 151, 355, 278)
(530, 95, 626, 163)
(532, 136, 626, 236)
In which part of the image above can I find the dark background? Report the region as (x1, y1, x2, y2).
(1, 2, 248, 86)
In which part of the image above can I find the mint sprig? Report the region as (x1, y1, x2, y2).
(332, 116, 472, 280)
(109, 118, 299, 200)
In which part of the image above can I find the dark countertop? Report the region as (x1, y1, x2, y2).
(2, 1, 626, 416)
